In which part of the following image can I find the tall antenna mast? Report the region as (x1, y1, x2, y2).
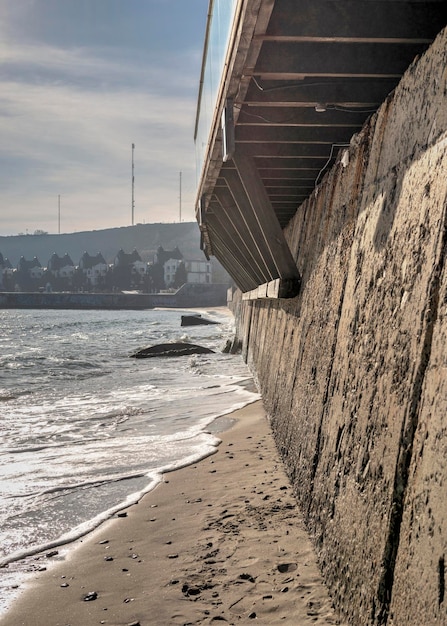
(58, 194, 61, 234)
(131, 143, 135, 226)
(179, 171, 182, 222)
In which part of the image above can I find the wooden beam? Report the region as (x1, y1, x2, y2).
(244, 77, 400, 106)
(266, 0, 447, 41)
(205, 222, 259, 293)
(242, 277, 301, 300)
(236, 125, 355, 143)
(217, 174, 279, 282)
(237, 106, 367, 127)
(206, 199, 270, 285)
(238, 142, 331, 158)
(256, 41, 428, 77)
(231, 150, 300, 280)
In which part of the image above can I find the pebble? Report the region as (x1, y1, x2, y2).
(83, 591, 98, 602)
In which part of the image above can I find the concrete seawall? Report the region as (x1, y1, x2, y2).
(0, 283, 228, 310)
(232, 27, 447, 626)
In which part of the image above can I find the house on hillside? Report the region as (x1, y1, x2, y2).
(0, 256, 14, 290)
(154, 245, 183, 266)
(114, 248, 147, 276)
(47, 253, 76, 279)
(0, 252, 5, 288)
(154, 246, 184, 287)
(78, 252, 107, 287)
(113, 248, 149, 290)
(17, 256, 44, 279)
(15, 256, 44, 291)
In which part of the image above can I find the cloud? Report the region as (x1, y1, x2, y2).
(0, 2, 206, 234)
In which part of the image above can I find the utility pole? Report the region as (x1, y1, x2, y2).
(179, 171, 182, 222)
(131, 143, 135, 226)
(58, 194, 61, 234)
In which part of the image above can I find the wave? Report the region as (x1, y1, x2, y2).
(0, 436, 222, 569)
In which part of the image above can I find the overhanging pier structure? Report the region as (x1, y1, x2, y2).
(194, 0, 447, 300)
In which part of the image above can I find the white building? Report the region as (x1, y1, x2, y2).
(186, 260, 212, 284)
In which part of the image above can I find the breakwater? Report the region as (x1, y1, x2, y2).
(231, 27, 447, 626)
(0, 283, 228, 310)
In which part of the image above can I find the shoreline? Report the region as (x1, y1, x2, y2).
(0, 401, 344, 626)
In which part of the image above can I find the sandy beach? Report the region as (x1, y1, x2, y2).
(0, 401, 344, 626)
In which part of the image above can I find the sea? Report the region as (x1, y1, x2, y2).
(0, 307, 259, 615)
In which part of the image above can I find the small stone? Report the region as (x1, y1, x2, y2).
(248, 612, 257, 619)
(83, 591, 98, 602)
(239, 573, 255, 583)
(281, 586, 289, 593)
(167, 554, 179, 559)
(104, 556, 114, 561)
(46, 550, 59, 558)
(99, 539, 109, 545)
(61, 583, 69, 588)
(277, 562, 297, 573)
(117, 512, 127, 518)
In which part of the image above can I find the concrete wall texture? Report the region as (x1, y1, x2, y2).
(232, 27, 447, 626)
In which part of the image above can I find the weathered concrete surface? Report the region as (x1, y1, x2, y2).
(232, 27, 447, 626)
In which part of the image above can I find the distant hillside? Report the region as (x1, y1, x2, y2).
(0, 223, 203, 266)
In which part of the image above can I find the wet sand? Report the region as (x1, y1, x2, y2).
(1, 401, 344, 625)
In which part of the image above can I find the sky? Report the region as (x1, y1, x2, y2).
(0, 0, 209, 235)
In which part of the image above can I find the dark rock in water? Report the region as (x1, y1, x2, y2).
(130, 342, 215, 359)
(181, 314, 218, 327)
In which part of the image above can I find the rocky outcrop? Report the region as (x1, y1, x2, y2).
(130, 343, 215, 358)
(180, 315, 219, 326)
(232, 27, 447, 626)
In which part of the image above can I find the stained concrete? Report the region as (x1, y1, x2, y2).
(232, 26, 447, 626)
